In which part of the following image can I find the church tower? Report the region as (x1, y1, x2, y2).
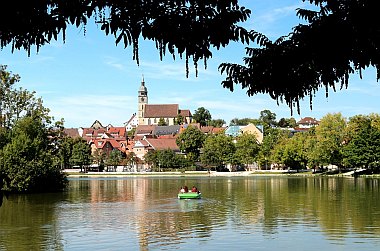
(138, 77, 148, 125)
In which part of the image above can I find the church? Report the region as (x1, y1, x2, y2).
(137, 79, 192, 126)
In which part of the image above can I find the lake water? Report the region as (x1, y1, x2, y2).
(1, 176, 380, 250)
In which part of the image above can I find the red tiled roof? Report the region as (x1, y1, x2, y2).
(144, 104, 179, 118)
(91, 138, 121, 150)
(145, 138, 179, 151)
(63, 128, 80, 138)
(297, 117, 319, 125)
(134, 139, 150, 147)
(179, 109, 192, 117)
(135, 125, 156, 135)
(108, 127, 126, 137)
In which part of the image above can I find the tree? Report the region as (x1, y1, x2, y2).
(57, 137, 75, 169)
(157, 149, 183, 169)
(175, 114, 184, 125)
(0, 116, 67, 193)
(144, 150, 158, 170)
(158, 118, 168, 126)
(70, 140, 92, 172)
(258, 127, 289, 169)
(234, 132, 260, 170)
(4, 2, 379, 110)
(259, 109, 277, 128)
(176, 126, 205, 162)
(92, 149, 106, 171)
(277, 118, 297, 128)
(314, 113, 346, 168)
(127, 128, 136, 138)
(230, 117, 255, 126)
(1, 67, 67, 196)
(281, 132, 309, 171)
(342, 115, 380, 171)
(201, 133, 235, 171)
(124, 152, 138, 171)
(1, 1, 251, 77)
(209, 119, 226, 127)
(220, 1, 380, 113)
(0, 65, 19, 128)
(0, 65, 51, 129)
(105, 150, 123, 171)
(193, 107, 212, 127)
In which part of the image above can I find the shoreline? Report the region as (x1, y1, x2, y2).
(64, 169, 380, 178)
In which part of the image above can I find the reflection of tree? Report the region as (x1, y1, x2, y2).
(2, 177, 379, 249)
(0, 193, 65, 250)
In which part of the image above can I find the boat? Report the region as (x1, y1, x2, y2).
(178, 192, 201, 199)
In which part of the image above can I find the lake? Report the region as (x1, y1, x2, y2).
(1, 176, 380, 250)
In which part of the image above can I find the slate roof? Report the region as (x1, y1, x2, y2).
(153, 125, 181, 136)
(144, 104, 179, 118)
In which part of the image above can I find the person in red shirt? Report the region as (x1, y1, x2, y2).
(191, 186, 198, 193)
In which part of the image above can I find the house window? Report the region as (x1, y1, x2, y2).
(148, 119, 151, 125)
(154, 118, 156, 123)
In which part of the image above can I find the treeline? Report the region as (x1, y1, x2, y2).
(176, 112, 380, 173)
(153, 110, 380, 173)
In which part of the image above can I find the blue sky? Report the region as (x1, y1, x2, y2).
(2, 0, 380, 128)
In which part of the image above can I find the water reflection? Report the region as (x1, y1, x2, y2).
(0, 176, 379, 250)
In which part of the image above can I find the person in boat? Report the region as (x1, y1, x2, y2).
(180, 186, 185, 193)
(191, 186, 198, 193)
(184, 186, 189, 193)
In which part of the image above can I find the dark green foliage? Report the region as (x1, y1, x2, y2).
(234, 132, 260, 169)
(201, 133, 235, 170)
(158, 118, 168, 126)
(0, 1, 251, 76)
(208, 119, 226, 127)
(220, 0, 380, 113)
(230, 117, 258, 126)
(175, 115, 184, 125)
(343, 116, 380, 170)
(105, 149, 123, 171)
(277, 118, 297, 128)
(193, 107, 212, 126)
(0, 117, 67, 193)
(144, 149, 187, 170)
(70, 140, 92, 172)
(176, 126, 205, 161)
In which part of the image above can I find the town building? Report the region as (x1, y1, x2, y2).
(225, 124, 263, 144)
(297, 117, 320, 128)
(137, 79, 192, 126)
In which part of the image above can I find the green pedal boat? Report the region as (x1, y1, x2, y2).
(178, 192, 202, 199)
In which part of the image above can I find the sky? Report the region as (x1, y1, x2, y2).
(2, 0, 380, 128)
